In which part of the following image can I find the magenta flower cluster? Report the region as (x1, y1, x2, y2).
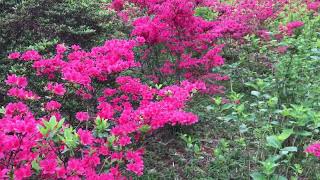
(1, 36, 205, 179)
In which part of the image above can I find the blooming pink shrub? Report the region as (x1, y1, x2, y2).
(307, 1, 320, 12)
(306, 143, 320, 158)
(2, 1, 305, 178)
(45, 82, 66, 96)
(120, 0, 227, 93)
(21, 50, 42, 61)
(8, 52, 21, 60)
(76, 112, 90, 122)
(1, 41, 204, 179)
(280, 21, 304, 36)
(110, 0, 289, 94)
(5, 74, 28, 88)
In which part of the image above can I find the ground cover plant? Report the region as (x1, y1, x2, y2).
(1, 0, 320, 179)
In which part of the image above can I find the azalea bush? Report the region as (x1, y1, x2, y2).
(107, 0, 291, 95)
(1, 0, 320, 179)
(0, 40, 205, 179)
(0, 0, 129, 107)
(114, 0, 228, 93)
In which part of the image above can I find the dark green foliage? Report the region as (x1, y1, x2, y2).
(0, 0, 126, 56)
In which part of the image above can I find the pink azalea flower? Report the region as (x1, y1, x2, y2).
(40, 159, 57, 174)
(76, 112, 90, 122)
(5, 74, 28, 88)
(14, 165, 32, 180)
(45, 100, 61, 111)
(77, 129, 94, 145)
(8, 52, 20, 60)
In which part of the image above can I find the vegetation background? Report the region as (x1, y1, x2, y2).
(1, 0, 320, 179)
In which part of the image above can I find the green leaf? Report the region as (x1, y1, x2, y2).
(214, 97, 222, 105)
(0, 107, 5, 114)
(251, 91, 261, 97)
(43, 120, 50, 128)
(245, 82, 258, 90)
(31, 159, 40, 171)
(267, 97, 278, 107)
(268, 155, 282, 162)
(280, 146, 298, 155)
(95, 116, 109, 131)
(239, 124, 248, 133)
(48, 116, 58, 130)
(221, 104, 233, 111)
(57, 118, 65, 129)
(155, 84, 163, 89)
(293, 164, 303, 174)
(250, 172, 267, 180)
(62, 127, 79, 149)
(194, 144, 201, 153)
(139, 125, 151, 133)
(236, 104, 245, 114)
(38, 125, 48, 136)
(108, 135, 116, 145)
(266, 135, 282, 149)
(49, 115, 57, 122)
(277, 129, 293, 142)
(261, 158, 279, 175)
(195, 7, 218, 21)
(271, 175, 287, 180)
(296, 130, 312, 137)
(206, 105, 215, 111)
(281, 146, 297, 152)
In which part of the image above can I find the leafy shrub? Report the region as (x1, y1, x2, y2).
(0, 40, 205, 179)
(202, 2, 320, 179)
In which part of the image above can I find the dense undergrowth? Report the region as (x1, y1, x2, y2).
(1, 0, 320, 179)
